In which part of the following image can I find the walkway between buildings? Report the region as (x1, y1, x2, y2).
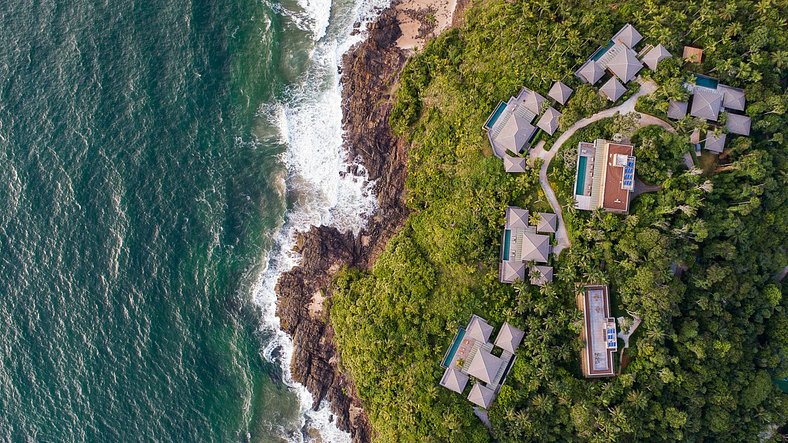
(528, 78, 674, 257)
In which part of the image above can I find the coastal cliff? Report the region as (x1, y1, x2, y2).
(274, 8, 408, 442)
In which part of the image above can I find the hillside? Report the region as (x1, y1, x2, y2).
(330, 1, 787, 441)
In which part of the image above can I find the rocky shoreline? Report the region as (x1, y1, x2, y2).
(274, 0, 467, 440)
(274, 8, 408, 442)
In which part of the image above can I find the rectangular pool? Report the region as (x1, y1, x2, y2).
(441, 328, 466, 368)
(695, 74, 719, 89)
(576, 155, 589, 195)
(591, 40, 615, 61)
(484, 101, 507, 130)
(502, 229, 511, 259)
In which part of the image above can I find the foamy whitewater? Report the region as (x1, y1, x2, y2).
(253, 0, 391, 440)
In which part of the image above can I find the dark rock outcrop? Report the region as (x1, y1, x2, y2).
(274, 9, 409, 443)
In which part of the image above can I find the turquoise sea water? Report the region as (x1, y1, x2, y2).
(0, 0, 382, 441)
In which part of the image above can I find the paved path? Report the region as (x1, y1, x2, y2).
(530, 78, 674, 257)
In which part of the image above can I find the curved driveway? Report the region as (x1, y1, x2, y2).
(529, 78, 674, 256)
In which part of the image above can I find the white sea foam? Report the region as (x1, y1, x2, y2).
(252, 0, 392, 440)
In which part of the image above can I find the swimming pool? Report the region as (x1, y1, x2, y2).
(695, 74, 719, 89)
(502, 229, 511, 259)
(576, 156, 589, 195)
(441, 328, 466, 368)
(484, 101, 507, 130)
(591, 40, 615, 61)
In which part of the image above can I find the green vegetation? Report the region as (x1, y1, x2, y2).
(331, 0, 787, 441)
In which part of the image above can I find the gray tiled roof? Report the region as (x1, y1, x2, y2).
(467, 316, 493, 343)
(726, 113, 751, 136)
(642, 44, 671, 70)
(536, 213, 557, 233)
(704, 132, 726, 153)
(521, 89, 546, 115)
(576, 60, 604, 84)
(467, 383, 495, 409)
(536, 107, 562, 135)
(440, 367, 468, 394)
(494, 322, 525, 353)
(606, 45, 643, 83)
(690, 88, 723, 121)
(530, 265, 554, 286)
(667, 100, 688, 120)
(612, 23, 643, 49)
(505, 206, 529, 229)
(494, 111, 534, 154)
(499, 261, 526, 283)
(718, 85, 746, 111)
(503, 155, 526, 173)
(467, 349, 503, 384)
(548, 81, 573, 105)
(521, 232, 551, 263)
(600, 77, 626, 102)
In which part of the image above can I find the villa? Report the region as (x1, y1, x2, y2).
(575, 24, 644, 86)
(667, 73, 751, 154)
(484, 80, 576, 172)
(577, 285, 618, 378)
(483, 88, 539, 159)
(573, 139, 636, 214)
(439, 316, 524, 409)
(499, 207, 555, 283)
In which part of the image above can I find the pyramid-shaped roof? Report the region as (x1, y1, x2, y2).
(577, 60, 604, 84)
(494, 322, 525, 353)
(726, 113, 751, 136)
(467, 315, 493, 343)
(440, 367, 469, 394)
(521, 89, 546, 115)
(499, 261, 526, 283)
(494, 112, 534, 153)
(599, 77, 626, 102)
(548, 81, 573, 105)
(505, 206, 529, 229)
(704, 132, 726, 153)
(642, 44, 671, 70)
(718, 85, 746, 111)
(536, 212, 557, 233)
(613, 23, 642, 49)
(667, 100, 688, 120)
(467, 349, 503, 384)
(536, 107, 562, 135)
(467, 383, 495, 409)
(521, 232, 550, 263)
(530, 265, 554, 286)
(607, 45, 643, 83)
(690, 88, 722, 121)
(503, 155, 526, 173)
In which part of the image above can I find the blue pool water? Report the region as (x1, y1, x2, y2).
(695, 74, 719, 89)
(485, 101, 507, 129)
(592, 40, 615, 61)
(442, 328, 466, 368)
(576, 156, 589, 195)
(502, 229, 512, 259)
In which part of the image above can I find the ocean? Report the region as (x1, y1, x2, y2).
(0, 0, 385, 441)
